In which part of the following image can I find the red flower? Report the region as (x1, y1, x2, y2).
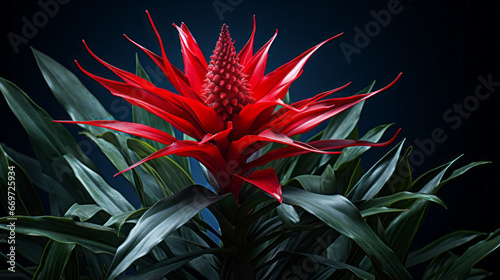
(57, 11, 401, 203)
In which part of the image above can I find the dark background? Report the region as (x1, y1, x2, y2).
(1, 0, 498, 277)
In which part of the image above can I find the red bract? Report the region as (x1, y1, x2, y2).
(57, 11, 401, 203)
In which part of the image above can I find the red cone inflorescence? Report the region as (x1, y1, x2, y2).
(202, 24, 254, 120)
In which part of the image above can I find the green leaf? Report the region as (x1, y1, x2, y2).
(387, 157, 460, 261)
(282, 187, 412, 279)
(292, 165, 336, 194)
(406, 230, 485, 268)
(64, 203, 104, 222)
(359, 191, 446, 212)
(32, 47, 114, 135)
(438, 229, 500, 280)
(0, 216, 122, 254)
(1, 146, 45, 217)
(0, 77, 95, 209)
(347, 140, 405, 201)
(440, 161, 491, 186)
(106, 185, 226, 280)
(276, 203, 300, 228)
(124, 248, 228, 279)
(284, 252, 375, 280)
(64, 154, 135, 215)
(104, 208, 148, 235)
(33, 240, 75, 280)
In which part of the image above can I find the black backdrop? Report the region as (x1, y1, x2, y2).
(1, 0, 499, 277)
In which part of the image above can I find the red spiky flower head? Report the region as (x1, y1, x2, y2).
(202, 24, 254, 120)
(57, 11, 401, 203)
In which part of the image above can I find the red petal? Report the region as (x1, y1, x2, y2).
(230, 99, 298, 140)
(237, 15, 256, 66)
(144, 11, 202, 101)
(242, 30, 278, 91)
(235, 168, 282, 203)
(82, 40, 154, 88)
(228, 129, 327, 164)
(174, 23, 208, 94)
(254, 33, 343, 101)
(271, 74, 402, 136)
(55, 120, 177, 145)
(75, 61, 224, 138)
(116, 140, 226, 177)
(242, 129, 401, 171)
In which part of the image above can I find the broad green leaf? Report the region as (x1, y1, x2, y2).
(0, 216, 122, 254)
(440, 161, 490, 186)
(438, 229, 500, 280)
(279, 252, 375, 280)
(64, 203, 104, 222)
(359, 191, 446, 212)
(406, 230, 485, 268)
(1, 146, 45, 216)
(104, 208, 148, 236)
(387, 157, 460, 261)
(125, 248, 228, 280)
(106, 185, 226, 280)
(33, 240, 75, 280)
(0, 77, 95, 207)
(32, 48, 114, 135)
(293, 165, 336, 194)
(348, 140, 405, 201)
(380, 146, 413, 197)
(360, 207, 407, 217)
(82, 132, 136, 188)
(64, 154, 135, 215)
(276, 203, 300, 228)
(283, 187, 412, 279)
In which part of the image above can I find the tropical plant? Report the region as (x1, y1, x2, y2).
(1, 11, 498, 280)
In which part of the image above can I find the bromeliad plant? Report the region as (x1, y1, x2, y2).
(0, 11, 498, 280)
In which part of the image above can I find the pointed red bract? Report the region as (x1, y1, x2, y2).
(59, 12, 401, 203)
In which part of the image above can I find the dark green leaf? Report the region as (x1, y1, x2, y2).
(359, 191, 446, 212)
(64, 204, 104, 222)
(283, 187, 412, 279)
(406, 230, 485, 268)
(0, 216, 122, 254)
(1, 146, 45, 216)
(125, 248, 228, 280)
(0, 77, 95, 208)
(347, 140, 404, 201)
(439, 229, 500, 280)
(33, 240, 75, 280)
(32, 48, 114, 135)
(64, 154, 135, 215)
(276, 203, 300, 228)
(280, 252, 375, 280)
(106, 185, 225, 280)
(387, 157, 460, 261)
